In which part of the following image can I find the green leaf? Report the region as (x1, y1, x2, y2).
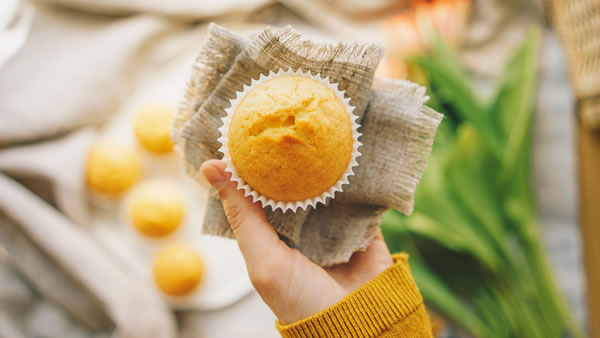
(406, 212, 500, 271)
(491, 27, 541, 178)
(409, 256, 493, 337)
(408, 151, 504, 271)
(492, 28, 540, 236)
(393, 26, 584, 338)
(414, 40, 504, 157)
(444, 126, 509, 255)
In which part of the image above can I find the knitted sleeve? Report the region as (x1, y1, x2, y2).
(276, 253, 433, 337)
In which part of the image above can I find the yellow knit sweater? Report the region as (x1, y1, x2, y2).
(276, 254, 432, 337)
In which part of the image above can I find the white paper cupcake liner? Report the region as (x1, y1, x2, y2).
(217, 68, 362, 212)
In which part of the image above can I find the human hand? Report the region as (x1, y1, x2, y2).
(201, 160, 394, 324)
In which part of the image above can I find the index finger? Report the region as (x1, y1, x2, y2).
(201, 160, 289, 269)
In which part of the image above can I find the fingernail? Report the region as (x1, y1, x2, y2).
(202, 164, 226, 190)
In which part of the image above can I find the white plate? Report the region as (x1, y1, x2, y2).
(89, 50, 253, 311)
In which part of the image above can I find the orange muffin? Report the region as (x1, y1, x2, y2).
(128, 180, 185, 238)
(228, 76, 353, 202)
(86, 142, 141, 196)
(134, 105, 176, 154)
(153, 243, 204, 296)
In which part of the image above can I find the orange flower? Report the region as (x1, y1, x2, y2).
(377, 0, 472, 79)
(415, 0, 471, 48)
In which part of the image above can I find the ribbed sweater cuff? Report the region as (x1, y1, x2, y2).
(276, 253, 423, 338)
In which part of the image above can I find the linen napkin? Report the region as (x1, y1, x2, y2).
(173, 24, 442, 266)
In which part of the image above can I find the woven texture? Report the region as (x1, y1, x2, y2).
(172, 24, 442, 266)
(549, 0, 600, 129)
(276, 254, 433, 338)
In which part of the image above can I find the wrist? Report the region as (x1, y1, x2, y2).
(277, 253, 427, 337)
(276, 285, 346, 325)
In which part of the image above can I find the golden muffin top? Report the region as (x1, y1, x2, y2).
(228, 76, 353, 202)
(129, 180, 185, 238)
(86, 142, 141, 195)
(134, 105, 176, 154)
(153, 243, 204, 296)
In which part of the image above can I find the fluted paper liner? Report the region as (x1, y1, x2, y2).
(217, 68, 362, 212)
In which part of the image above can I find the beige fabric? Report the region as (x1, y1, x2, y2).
(32, 0, 273, 19)
(173, 24, 442, 266)
(0, 176, 176, 338)
(460, 0, 544, 77)
(0, 5, 209, 337)
(0, 6, 200, 146)
(0, 130, 178, 338)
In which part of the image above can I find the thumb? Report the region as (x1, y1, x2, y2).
(200, 160, 287, 268)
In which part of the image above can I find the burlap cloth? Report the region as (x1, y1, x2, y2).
(172, 24, 442, 266)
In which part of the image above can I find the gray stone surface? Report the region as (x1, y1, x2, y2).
(533, 32, 586, 327)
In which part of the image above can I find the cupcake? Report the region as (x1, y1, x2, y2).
(128, 180, 185, 238)
(219, 70, 361, 211)
(86, 141, 141, 196)
(152, 243, 204, 297)
(134, 105, 176, 154)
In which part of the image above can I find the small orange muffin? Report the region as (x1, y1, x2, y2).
(134, 105, 176, 154)
(86, 142, 141, 196)
(228, 76, 353, 202)
(128, 180, 185, 238)
(153, 243, 204, 296)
